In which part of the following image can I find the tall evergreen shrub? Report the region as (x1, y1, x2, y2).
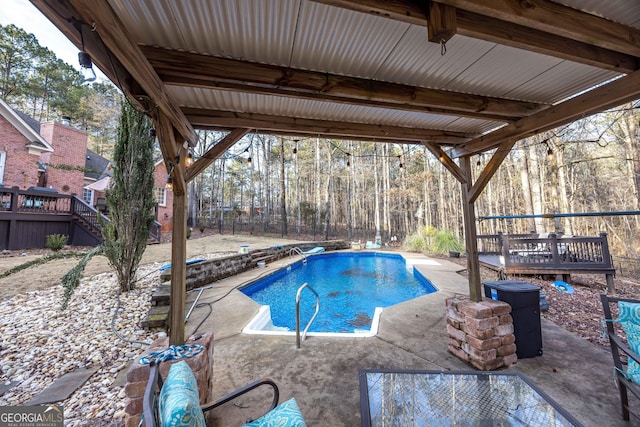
(102, 102, 155, 292)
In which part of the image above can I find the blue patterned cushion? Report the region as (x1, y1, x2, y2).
(242, 398, 306, 427)
(618, 302, 640, 384)
(159, 361, 206, 426)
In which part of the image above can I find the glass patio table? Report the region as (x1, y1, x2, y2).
(359, 369, 583, 427)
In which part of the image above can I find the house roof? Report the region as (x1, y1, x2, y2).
(0, 98, 53, 154)
(14, 110, 41, 134)
(85, 176, 110, 191)
(85, 149, 113, 181)
(31, 0, 640, 187)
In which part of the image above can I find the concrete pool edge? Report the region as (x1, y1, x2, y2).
(242, 305, 384, 338)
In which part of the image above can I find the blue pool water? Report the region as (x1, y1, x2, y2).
(240, 252, 436, 334)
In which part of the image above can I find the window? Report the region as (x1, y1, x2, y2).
(153, 186, 167, 207)
(0, 151, 5, 184)
(82, 188, 94, 205)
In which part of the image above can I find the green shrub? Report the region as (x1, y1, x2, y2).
(403, 233, 428, 252)
(45, 234, 68, 251)
(433, 230, 465, 255)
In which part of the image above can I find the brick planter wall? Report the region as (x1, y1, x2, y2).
(123, 332, 213, 427)
(446, 297, 517, 370)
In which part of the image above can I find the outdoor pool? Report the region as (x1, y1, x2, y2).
(240, 252, 437, 337)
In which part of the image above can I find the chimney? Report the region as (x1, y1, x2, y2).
(60, 115, 71, 126)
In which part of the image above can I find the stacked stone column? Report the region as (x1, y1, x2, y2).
(446, 298, 517, 370)
(123, 332, 213, 427)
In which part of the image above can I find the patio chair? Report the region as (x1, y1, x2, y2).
(600, 294, 640, 421)
(142, 360, 306, 426)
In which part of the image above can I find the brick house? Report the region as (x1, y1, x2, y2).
(0, 98, 54, 188)
(153, 159, 174, 232)
(0, 98, 173, 228)
(39, 119, 89, 196)
(83, 148, 114, 208)
(83, 160, 174, 232)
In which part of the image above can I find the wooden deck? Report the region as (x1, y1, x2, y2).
(477, 232, 616, 291)
(0, 186, 162, 250)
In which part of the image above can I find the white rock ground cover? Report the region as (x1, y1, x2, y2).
(0, 261, 185, 425)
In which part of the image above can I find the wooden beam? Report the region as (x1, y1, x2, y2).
(169, 191, 187, 345)
(183, 108, 476, 144)
(468, 139, 516, 203)
(435, 0, 640, 58)
(185, 128, 250, 182)
(452, 68, 640, 158)
(144, 46, 541, 121)
(162, 75, 513, 124)
(154, 112, 186, 196)
(460, 156, 482, 302)
(456, 10, 638, 74)
(310, 1, 638, 73)
(31, 0, 144, 96)
(427, 2, 457, 44)
(423, 142, 467, 184)
(66, 0, 198, 146)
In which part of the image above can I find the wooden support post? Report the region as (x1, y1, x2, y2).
(169, 190, 188, 345)
(461, 156, 482, 302)
(427, 2, 457, 44)
(600, 231, 616, 293)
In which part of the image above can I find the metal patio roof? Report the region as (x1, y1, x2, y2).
(32, 1, 640, 158)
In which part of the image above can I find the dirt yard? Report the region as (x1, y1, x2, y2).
(0, 233, 303, 301)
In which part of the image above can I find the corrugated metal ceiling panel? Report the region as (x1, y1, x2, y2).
(443, 44, 562, 100)
(107, 0, 629, 138)
(505, 62, 619, 104)
(374, 28, 497, 90)
(108, 0, 185, 49)
(169, 86, 502, 134)
(109, 0, 300, 65)
(441, 43, 619, 104)
(555, 0, 640, 28)
(290, 1, 409, 76)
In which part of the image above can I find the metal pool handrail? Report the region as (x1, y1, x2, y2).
(289, 247, 307, 264)
(296, 282, 320, 348)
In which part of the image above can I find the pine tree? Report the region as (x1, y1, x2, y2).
(102, 102, 155, 292)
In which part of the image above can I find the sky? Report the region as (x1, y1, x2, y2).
(1, 0, 108, 80)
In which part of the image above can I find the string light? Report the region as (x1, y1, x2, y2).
(165, 174, 173, 190)
(73, 19, 97, 83)
(247, 156, 252, 164)
(293, 139, 299, 158)
(184, 151, 193, 167)
(542, 140, 554, 159)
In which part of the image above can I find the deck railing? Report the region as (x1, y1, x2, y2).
(0, 186, 161, 249)
(477, 232, 614, 271)
(1, 186, 72, 214)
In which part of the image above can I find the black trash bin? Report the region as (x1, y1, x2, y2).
(483, 280, 543, 358)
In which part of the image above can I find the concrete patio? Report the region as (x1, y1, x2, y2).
(182, 252, 632, 426)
